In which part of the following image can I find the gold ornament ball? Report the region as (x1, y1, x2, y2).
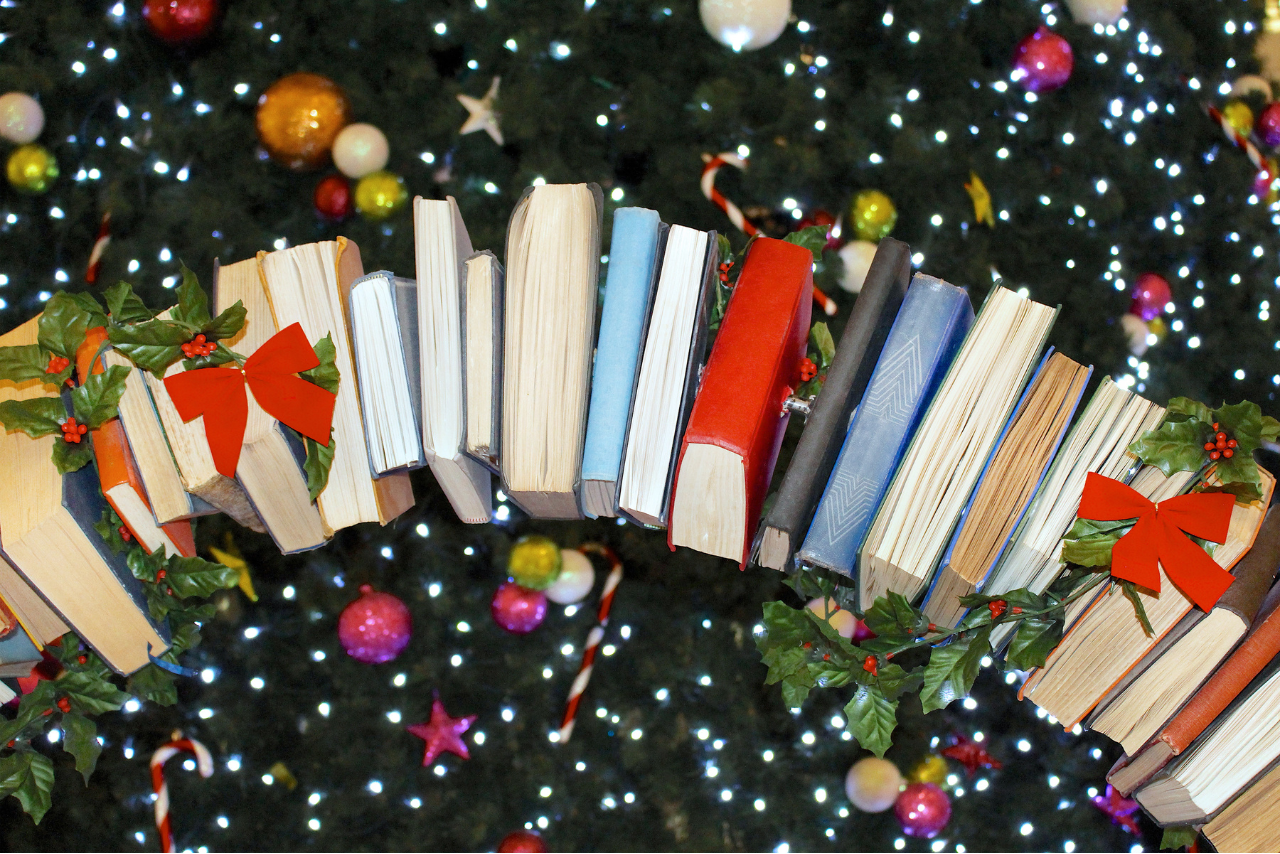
(907, 754, 950, 786)
(850, 189, 898, 242)
(1223, 101, 1255, 137)
(6, 143, 58, 193)
(845, 756, 904, 813)
(1147, 316, 1168, 342)
(507, 535, 563, 591)
(806, 597, 856, 639)
(354, 171, 408, 220)
(255, 72, 350, 170)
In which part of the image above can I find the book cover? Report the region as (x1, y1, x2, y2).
(798, 276, 973, 576)
(463, 250, 504, 471)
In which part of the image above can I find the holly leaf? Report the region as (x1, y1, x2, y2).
(1129, 420, 1210, 477)
(1164, 398, 1213, 425)
(0, 397, 65, 438)
(204, 301, 247, 340)
(0, 680, 58, 744)
(863, 591, 929, 639)
(1119, 580, 1154, 636)
(783, 224, 829, 262)
(52, 438, 95, 474)
(183, 344, 237, 371)
(1159, 826, 1199, 851)
(102, 282, 155, 325)
(107, 320, 190, 378)
(1061, 531, 1123, 567)
(0, 345, 52, 384)
(143, 583, 177, 622)
(94, 506, 130, 554)
(58, 669, 129, 715)
(1215, 401, 1263, 456)
(809, 322, 836, 370)
(0, 750, 55, 823)
(716, 233, 732, 266)
(71, 363, 129, 428)
(1214, 451, 1262, 491)
(1005, 612, 1065, 671)
(127, 663, 178, 707)
(1215, 479, 1263, 503)
(165, 554, 240, 598)
(844, 684, 898, 757)
(1065, 516, 1133, 538)
(127, 547, 164, 583)
(299, 334, 339, 394)
(61, 713, 102, 783)
(920, 625, 992, 714)
(64, 292, 108, 328)
(37, 292, 97, 361)
(304, 430, 335, 502)
(758, 601, 817, 651)
(875, 662, 924, 701)
(780, 668, 816, 708)
(171, 265, 211, 327)
(1261, 415, 1280, 445)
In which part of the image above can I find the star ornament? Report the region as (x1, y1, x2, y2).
(457, 76, 504, 146)
(940, 734, 1003, 775)
(407, 693, 477, 766)
(965, 171, 994, 227)
(1091, 784, 1141, 835)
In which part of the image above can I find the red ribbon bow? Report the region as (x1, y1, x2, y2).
(163, 323, 336, 478)
(1077, 471, 1237, 611)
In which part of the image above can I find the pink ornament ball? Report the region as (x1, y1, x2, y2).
(492, 581, 547, 635)
(894, 782, 952, 839)
(1130, 273, 1172, 322)
(1011, 26, 1074, 93)
(1257, 102, 1280, 148)
(337, 584, 411, 664)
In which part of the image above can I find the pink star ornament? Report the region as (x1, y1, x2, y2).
(407, 693, 478, 766)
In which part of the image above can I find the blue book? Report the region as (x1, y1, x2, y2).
(580, 208, 667, 518)
(798, 275, 974, 576)
(0, 623, 40, 678)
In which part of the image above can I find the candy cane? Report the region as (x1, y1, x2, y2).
(150, 733, 213, 853)
(84, 212, 111, 285)
(700, 153, 837, 315)
(1206, 104, 1276, 194)
(557, 544, 623, 744)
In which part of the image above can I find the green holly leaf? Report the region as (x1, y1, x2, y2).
(107, 320, 190, 378)
(171, 265, 211, 328)
(102, 282, 155, 325)
(1061, 531, 1124, 567)
(165, 554, 240, 598)
(1215, 401, 1263, 455)
(809, 322, 836, 370)
(875, 662, 924, 701)
(1005, 612, 1065, 671)
(920, 624, 992, 714)
(304, 430, 336, 502)
(126, 547, 164, 583)
(761, 645, 808, 686)
(0, 344, 52, 384)
(60, 713, 102, 783)
(127, 663, 178, 707)
(1119, 580, 1154, 636)
(64, 292, 109, 328)
(52, 438, 94, 474)
(168, 620, 203, 656)
(204, 301, 247, 340)
(1214, 452, 1261, 491)
(863, 591, 929, 639)
(803, 608, 858, 653)
(37, 292, 97, 361)
(71, 363, 129, 429)
(299, 334, 340, 394)
(715, 233, 732, 267)
(780, 668, 816, 708)
(182, 345, 238, 371)
(94, 506, 130, 554)
(143, 583, 176, 622)
(1130, 420, 1211, 477)
(0, 680, 58, 744)
(0, 397, 65, 438)
(58, 670, 129, 715)
(0, 750, 55, 823)
(844, 684, 898, 757)
(758, 601, 817, 651)
(1159, 825, 1199, 851)
(1215, 479, 1264, 503)
(1164, 398, 1213, 424)
(1064, 516, 1133, 538)
(1261, 415, 1280, 444)
(783, 224, 829, 262)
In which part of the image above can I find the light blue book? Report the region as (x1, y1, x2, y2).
(798, 275, 974, 576)
(580, 208, 667, 518)
(0, 624, 40, 678)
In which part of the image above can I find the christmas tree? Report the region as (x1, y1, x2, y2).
(1, 0, 1275, 849)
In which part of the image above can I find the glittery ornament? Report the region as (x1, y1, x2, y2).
(940, 734, 1002, 775)
(0, 92, 44, 144)
(313, 174, 353, 221)
(256, 73, 350, 170)
(545, 548, 595, 604)
(1223, 101, 1256, 137)
(907, 754, 949, 785)
(1011, 27, 1074, 93)
(142, 0, 219, 44)
(845, 756, 904, 813)
(508, 535, 563, 591)
(497, 830, 548, 853)
(332, 122, 390, 179)
(491, 581, 547, 634)
(838, 240, 878, 293)
(6, 144, 58, 194)
(1259, 102, 1280, 147)
(406, 692, 476, 766)
(1146, 316, 1167, 343)
(894, 782, 952, 838)
(849, 190, 897, 242)
(1063, 0, 1125, 26)
(337, 584, 411, 664)
(354, 170, 408, 220)
(806, 597, 856, 639)
(698, 0, 790, 51)
(1129, 272, 1172, 322)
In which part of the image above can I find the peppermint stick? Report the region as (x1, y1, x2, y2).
(558, 544, 623, 743)
(150, 732, 213, 853)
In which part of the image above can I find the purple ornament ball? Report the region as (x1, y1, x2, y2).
(894, 782, 952, 839)
(338, 584, 411, 664)
(491, 581, 547, 634)
(1130, 273, 1172, 322)
(1011, 26, 1074, 93)
(1257, 103, 1280, 148)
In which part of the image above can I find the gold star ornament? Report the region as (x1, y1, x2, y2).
(965, 171, 995, 227)
(457, 76, 504, 146)
(209, 534, 257, 602)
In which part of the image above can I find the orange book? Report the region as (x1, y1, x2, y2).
(75, 329, 195, 558)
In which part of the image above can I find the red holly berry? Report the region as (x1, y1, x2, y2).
(1012, 606, 1023, 615)
(1210, 450, 1222, 460)
(41, 708, 52, 716)
(156, 568, 167, 581)
(1227, 439, 1238, 449)
(822, 653, 831, 661)
(118, 525, 132, 543)
(46, 355, 70, 375)
(927, 623, 937, 633)
(77, 655, 87, 665)
(1213, 422, 1220, 430)
(6, 740, 13, 748)
(60, 418, 87, 443)
(56, 697, 70, 714)
(1204, 442, 1216, 452)
(1216, 431, 1227, 443)
(863, 655, 878, 676)
(988, 600, 1008, 620)
(1224, 449, 1234, 458)
(1216, 438, 1227, 450)
(799, 358, 818, 382)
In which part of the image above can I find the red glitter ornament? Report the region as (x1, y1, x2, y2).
(1130, 273, 1172, 322)
(1258, 103, 1280, 148)
(894, 782, 952, 839)
(497, 830, 548, 853)
(337, 584, 411, 664)
(491, 581, 547, 635)
(406, 692, 476, 766)
(941, 733, 1003, 775)
(313, 174, 353, 221)
(142, 0, 220, 45)
(1011, 26, 1074, 93)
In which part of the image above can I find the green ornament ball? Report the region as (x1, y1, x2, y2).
(6, 143, 58, 193)
(850, 189, 897, 242)
(508, 535, 563, 590)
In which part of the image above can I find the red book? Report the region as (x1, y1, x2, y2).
(668, 238, 813, 565)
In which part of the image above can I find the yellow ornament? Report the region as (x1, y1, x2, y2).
(255, 72, 350, 170)
(209, 533, 256, 602)
(850, 189, 897, 242)
(267, 761, 298, 790)
(907, 753, 949, 785)
(1147, 315, 1168, 343)
(965, 171, 995, 227)
(508, 535, 563, 590)
(6, 143, 58, 193)
(354, 170, 408, 220)
(1223, 100, 1255, 137)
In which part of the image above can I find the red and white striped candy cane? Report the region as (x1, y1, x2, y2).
(84, 212, 111, 285)
(151, 733, 213, 853)
(700, 152, 838, 315)
(1206, 103, 1277, 192)
(557, 544, 623, 743)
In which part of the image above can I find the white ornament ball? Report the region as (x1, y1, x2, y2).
(0, 92, 44, 145)
(838, 240, 879, 293)
(1232, 74, 1274, 102)
(332, 122, 389, 179)
(846, 756, 905, 813)
(545, 548, 596, 605)
(1063, 0, 1126, 26)
(806, 596, 856, 639)
(1120, 312, 1150, 357)
(698, 0, 790, 51)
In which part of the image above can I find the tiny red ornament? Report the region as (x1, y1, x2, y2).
(854, 618, 877, 643)
(940, 734, 1003, 775)
(497, 830, 548, 853)
(406, 692, 477, 766)
(142, 0, 220, 45)
(894, 782, 952, 838)
(1129, 273, 1172, 322)
(338, 584, 412, 664)
(1258, 102, 1280, 148)
(314, 174, 354, 221)
(491, 581, 547, 634)
(1011, 26, 1074, 93)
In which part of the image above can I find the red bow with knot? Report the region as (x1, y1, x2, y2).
(1076, 472, 1237, 611)
(163, 323, 336, 478)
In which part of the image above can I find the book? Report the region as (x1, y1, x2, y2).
(500, 184, 603, 519)
(1087, 505, 1280, 755)
(464, 250, 504, 469)
(797, 274, 972, 576)
(1021, 465, 1276, 728)
(920, 351, 1091, 626)
(0, 597, 41, 678)
(1204, 756, 1280, 851)
(580, 208, 666, 518)
(350, 270, 424, 474)
(213, 257, 331, 554)
(0, 317, 168, 674)
(668, 237, 813, 564)
(259, 238, 415, 529)
(412, 197, 493, 524)
(616, 224, 717, 527)
(857, 287, 1058, 611)
(756, 237, 913, 570)
(75, 327, 197, 559)
(0, 556, 67, 647)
